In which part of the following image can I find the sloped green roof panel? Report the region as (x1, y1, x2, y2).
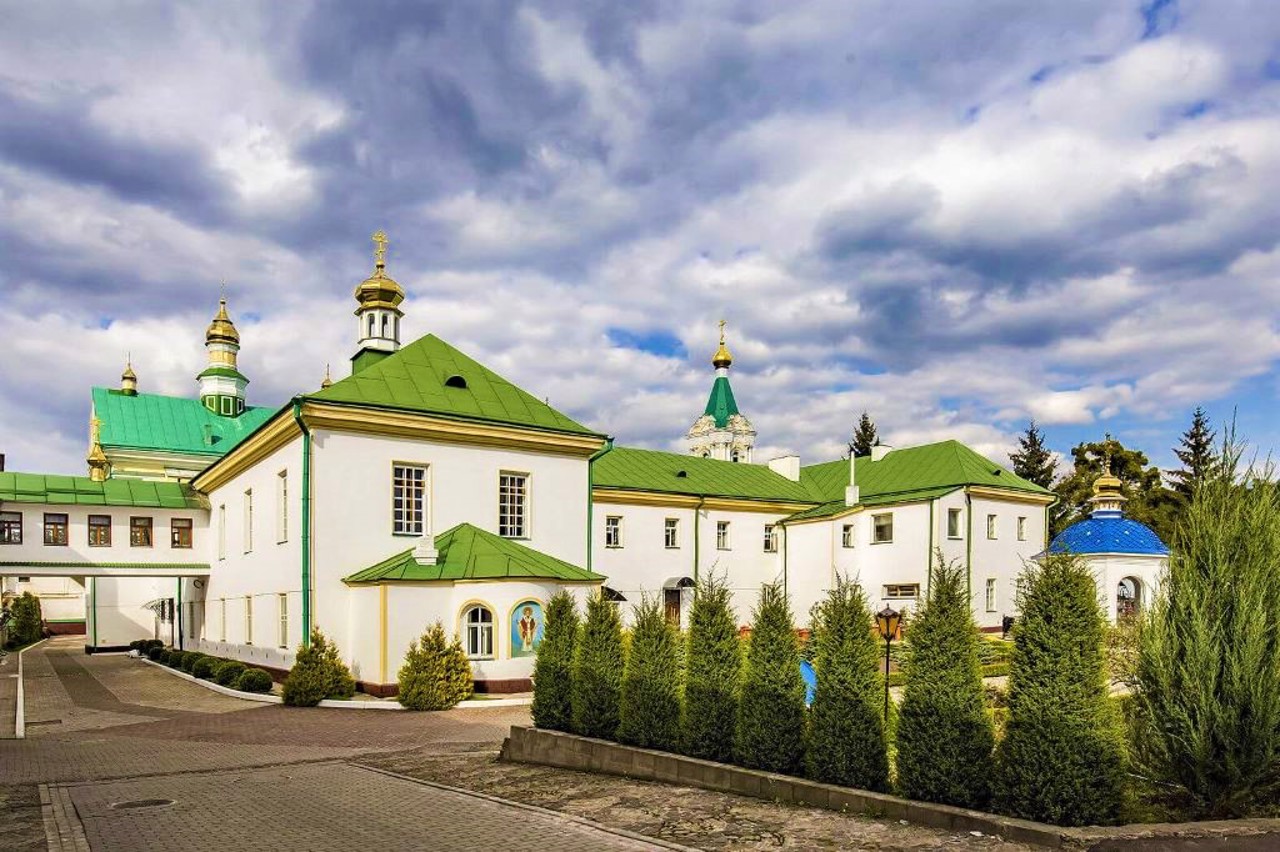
(702, 376, 740, 428)
(0, 472, 205, 509)
(91, 387, 277, 457)
(592, 446, 814, 502)
(311, 334, 600, 437)
(344, 523, 604, 584)
(781, 486, 960, 523)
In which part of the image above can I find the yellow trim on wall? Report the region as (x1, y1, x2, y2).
(592, 488, 812, 514)
(965, 486, 1056, 506)
(191, 412, 300, 492)
(379, 583, 388, 684)
(781, 505, 865, 527)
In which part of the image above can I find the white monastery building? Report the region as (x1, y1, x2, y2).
(1, 233, 1064, 694)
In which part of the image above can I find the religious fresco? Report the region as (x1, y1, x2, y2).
(511, 600, 544, 657)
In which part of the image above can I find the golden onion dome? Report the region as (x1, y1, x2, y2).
(206, 298, 240, 345)
(712, 319, 733, 369)
(1093, 456, 1123, 496)
(355, 229, 406, 313)
(121, 359, 137, 382)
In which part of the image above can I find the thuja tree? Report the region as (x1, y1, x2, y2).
(734, 583, 806, 775)
(397, 622, 473, 710)
(804, 577, 888, 791)
(282, 628, 357, 707)
(896, 554, 994, 808)
(7, 592, 44, 646)
(530, 591, 579, 732)
(1133, 437, 1280, 817)
(681, 572, 741, 762)
(571, 589, 625, 739)
(616, 596, 681, 751)
(994, 554, 1126, 826)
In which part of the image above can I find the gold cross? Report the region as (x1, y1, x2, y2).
(718, 319, 727, 343)
(90, 417, 102, 443)
(372, 230, 388, 266)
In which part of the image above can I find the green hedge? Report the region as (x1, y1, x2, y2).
(213, 660, 247, 687)
(192, 656, 220, 680)
(236, 668, 274, 693)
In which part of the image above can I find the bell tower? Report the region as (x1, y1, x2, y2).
(352, 229, 405, 374)
(197, 294, 248, 417)
(687, 321, 756, 462)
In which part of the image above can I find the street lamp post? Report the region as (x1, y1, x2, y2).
(875, 605, 902, 723)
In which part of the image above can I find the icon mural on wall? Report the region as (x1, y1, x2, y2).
(511, 600, 544, 657)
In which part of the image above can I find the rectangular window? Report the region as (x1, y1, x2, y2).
(947, 507, 962, 538)
(0, 511, 22, 545)
(171, 518, 193, 549)
(243, 490, 253, 553)
(277, 470, 288, 543)
(716, 521, 731, 550)
(872, 513, 893, 544)
(127, 516, 152, 547)
(218, 505, 226, 560)
(841, 524, 854, 548)
(219, 598, 227, 642)
(884, 583, 920, 599)
(88, 514, 112, 547)
(44, 513, 69, 546)
(392, 464, 427, 535)
(986, 514, 998, 540)
(245, 597, 253, 645)
(763, 524, 778, 553)
(1017, 516, 1027, 541)
(985, 578, 997, 612)
(499, 472, 528, 538)
(664, 518, 679, 548)
(604, 515, 622, 548)
(278, 593, 288, 649)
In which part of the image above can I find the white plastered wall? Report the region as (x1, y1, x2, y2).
(1087, 552, 1166, 624)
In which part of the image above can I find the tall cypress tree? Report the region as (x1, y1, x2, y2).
(531, 591, 579, 732)
(617, 596, 682, 751)
(681, 573, 741, 762)
(1009, 421, 1057, 488)
(848, 412, 879, 458)
(1169, 406, 1217, 502)
(734, 584, 806, 775)
(571, 590, 625, 740)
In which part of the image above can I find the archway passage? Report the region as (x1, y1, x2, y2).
(1117, 576, 1142, 620)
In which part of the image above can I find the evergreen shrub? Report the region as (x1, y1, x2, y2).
(680, 573, 741, 763)
(896, 555, 994, 808)
(282, 629, 357, 706)
(571, 589, 625, 739)
(994, 554, 1126, 826)
(397, 622, 473, 710)
(180, 651, 205, 673)
(164, 650, 183, 667)
(805, 577, 888, 791)
(192, 656, 221, 680)
(236, 668, 274, 693)
(616, 596, 681, 751)
(735, 583, 806, 775)
(213, 660, 247, 687)
(147, 646, 165, 662)
(7, 592, 43, 646)
(531, 591, 579, 731)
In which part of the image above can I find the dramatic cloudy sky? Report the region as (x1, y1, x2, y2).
(2, 0, 1278, 477)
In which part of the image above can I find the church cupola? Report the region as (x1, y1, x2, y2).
(86, 416, 109, 482)
(120, 356, 138, 396)
(1089, 456, 1128, 516)
(687, 320, 756, 463)
(352, 230, 405, 374)
(197, 296, 249, 417)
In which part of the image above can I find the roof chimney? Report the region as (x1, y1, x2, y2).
(767, 455, 800, 482)
(870, 443, 892, 462)
(844, 454, 860, 506)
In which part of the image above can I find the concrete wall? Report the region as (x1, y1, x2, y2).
(0, 503, 208, 567)
(88, 576, 171, 648)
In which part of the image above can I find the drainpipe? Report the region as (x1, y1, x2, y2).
(176, 579, 183, 651)
(781, 522, 788, 599)
(926, 500, 935, 594)
(292, 399, 313, 647)
(693, 496, 705, 585)
(586, 438, 614, 573)
(965, 491, 974, 603)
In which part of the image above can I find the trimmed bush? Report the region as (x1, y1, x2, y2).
(571, 589, 625, 739)
(128, 639, 146, 652)
(282, 629, 357, 706)
(805, 577, 889, 792)
(7, 592, 44, 646)
(236, 668, 274, 693)
(144, 638, 164, 652)
(163, 649, 183, 667)
(397, 622, 473, 710)
(994, 553, 1126, 826)
(191, 656, 221, 680)
(896, 555, 995, 808)
(213, 660, 247, 687)
(680, 572, 741, 763)
(531, 591, 579, 732)
(735, 583, 806, 776)
(616, 596, 681, 751)
(180, 651, 205, 673)
(147, 646, 166, 662)
(1133, 441, 1280, 818)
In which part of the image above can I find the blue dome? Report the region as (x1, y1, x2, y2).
(1048, 510, 1168, 556)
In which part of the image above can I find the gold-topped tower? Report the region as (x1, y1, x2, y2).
(197, 293, 249, 416)
(712, 319, 733, 369)
(352, 230, 405, 374)
(1090, 453, 1127, 514)
(120, 355, 138, 396)
(87, 416, 109, 482)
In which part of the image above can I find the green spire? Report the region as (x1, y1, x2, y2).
(703, 375, 740, 428)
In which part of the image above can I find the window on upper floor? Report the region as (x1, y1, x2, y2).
(1017, 516, 1027, 541)
(129, 517, 152, 548)
(499, 472, 528, 538)
(947, 507, 963, 539)
(605, 515, 622, 548)
(243, 490, 253, 552)
(392, 463, 427, 536)
(841, 524, 854, 548)
(278, 594, 288, 649)
(731, 449, 742, 463)
(872, 513, 893, 544)
(44, 513, 68, 546)
(884, 583, 919, 600)
(218, 505, 226, 560)
(277, 470, 288, 544)
(664, 518, 679, 548)
(0, 511, 21, 545)
(763, 524, 778, 553)
(88, 514, 111, 547)
(987, 514, 998, 540)
(986, 578, 997, 612)
(171, 518, 193, 549)
(219, 598, 227, 642)
(463, 604, 495, 659)
(716, 521, 731, 550)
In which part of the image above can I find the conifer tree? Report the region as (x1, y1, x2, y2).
(1133, 435, 1280, 818)
(571, 589, 625, 740)
(1169, 406, 1217, 502)
(734, 584, 806, 775)
(1009, 421, 1057, 488)
(282, 628, 357, 706)
(804, 577, 888, 791)
(848, 412, 879, 457)
(7, 591, 44, 646)
(616, 596, 682, 751)
(896, 554, 994, 808)
(397, 622, 473, 710)
(994, 555, 1126, 826)
(531, 591, 579, 732)
(681, 572, 741, 762)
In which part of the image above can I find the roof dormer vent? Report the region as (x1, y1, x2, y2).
(675, 470, 688, 478)
(444, 375, 468, 389)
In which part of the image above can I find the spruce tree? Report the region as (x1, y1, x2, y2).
(571, 589, 625, 740)
(397, 622, 473, 710)
(734, 584, 806, 775)
(1169, 406, 1217, 502)
(616, 596, 682, 751)
(531, 591, 579, 732)
(1133, 436, 1280, 817)
(896, 554, 994, 808)
(1009, 421, 1057, 488)
(681, 572, 741, 762)
(804, 577, 888, 791)
(849, 412, 879, 457)
(994, 555, 1126, 826)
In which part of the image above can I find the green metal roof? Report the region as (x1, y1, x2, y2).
(91, 388, 276, 457)
(782, 487, 960, 523)
(0, 561, 210, 571)
(195, 366, 249, 382)
(344, 523, 604, 584)
(0, 472, 206, 509)
(702, 376, 740, 428)
(309, 334, 600, 437)
(592, 446, 814, 503)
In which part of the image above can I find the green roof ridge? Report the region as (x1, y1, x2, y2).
(702, 375, 739, 428)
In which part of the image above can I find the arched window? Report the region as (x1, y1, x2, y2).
(394, 316, 400, 340)
(731, 449, 741, 463)
(381, 314, 389, 337)
(367, 314, 375, 338)
(463, 604, 494, 658)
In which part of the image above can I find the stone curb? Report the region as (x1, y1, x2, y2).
(140, 657, 282, 704)
(15, 638, 49, 739)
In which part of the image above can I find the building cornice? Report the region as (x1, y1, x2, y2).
(190, 411, 300, 492)
(592, 487, 812, 514)
(966, 485, 1056, 506)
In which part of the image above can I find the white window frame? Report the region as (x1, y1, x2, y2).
(243, 489, 253, 553)
(463, 604, 495, 659)
(604, 515, 622, 548)
(276, 470, 288, 544)
(244, 596, 254, 645)
(278, 593, 288, 648)
(985, 578, 997, 613)
(872, 513, 893, 544)
(716, 520, 731, 550)
(218, 505, 226, 560)
(664, 518, 679, 549)
(987, 514, 998, 540)
(499, 471, 529, 539)
(763, 524, 777, 553)
(947, 507, 963, 539)
(392, 463, 428, 536)
(1017, 516, 1027, 541)
(884, 583, 919, 600)
(841, 524, 854, 548)
(219, 598, 227, 642)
